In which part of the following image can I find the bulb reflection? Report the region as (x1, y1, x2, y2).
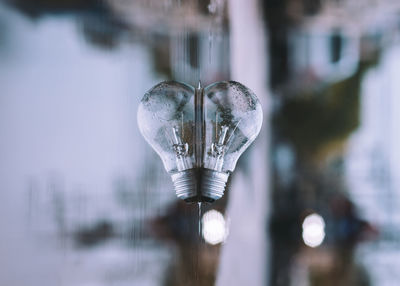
(302, 213, 325, 248)
(201, 210, 228, 245)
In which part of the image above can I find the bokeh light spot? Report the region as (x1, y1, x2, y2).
(302, 213, 325, 248)
(202, 210, 228, 245)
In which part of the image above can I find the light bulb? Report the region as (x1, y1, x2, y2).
(137, 80, 263, 203)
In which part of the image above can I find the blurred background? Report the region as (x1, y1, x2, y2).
(1, 0, 400, 285)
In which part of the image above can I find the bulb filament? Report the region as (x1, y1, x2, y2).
(172, 126, 190, 171)
(209, 125, 229, 171)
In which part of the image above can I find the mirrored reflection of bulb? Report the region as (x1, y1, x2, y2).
(137, 80, 263, 202)
(202, 210, 228, 245)
(302, 213, 326, 248)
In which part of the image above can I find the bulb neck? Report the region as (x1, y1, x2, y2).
(171, 168, 229, 203)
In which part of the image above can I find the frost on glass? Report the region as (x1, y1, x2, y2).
(203, 81, 263, 172)
(138, 80, 263, 202)
(138, 81, 195, 173)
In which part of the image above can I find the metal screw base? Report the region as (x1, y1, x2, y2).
(171, 168, 229, 203)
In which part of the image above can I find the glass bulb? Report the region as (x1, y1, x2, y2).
(137, 80, 263, 203)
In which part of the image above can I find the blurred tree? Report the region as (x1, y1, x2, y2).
(274, 52, 380, 160)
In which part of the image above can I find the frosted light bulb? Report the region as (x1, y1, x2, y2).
(137, 81, 263, 203)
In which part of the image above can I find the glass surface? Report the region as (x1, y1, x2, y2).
(204, 81, 263, 172)
(138, 81, 195, 173)
(1, 0, 400, 285)
(138, 80, 262, 174)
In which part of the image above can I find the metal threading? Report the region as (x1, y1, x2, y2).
(171, 168, 229, 203)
